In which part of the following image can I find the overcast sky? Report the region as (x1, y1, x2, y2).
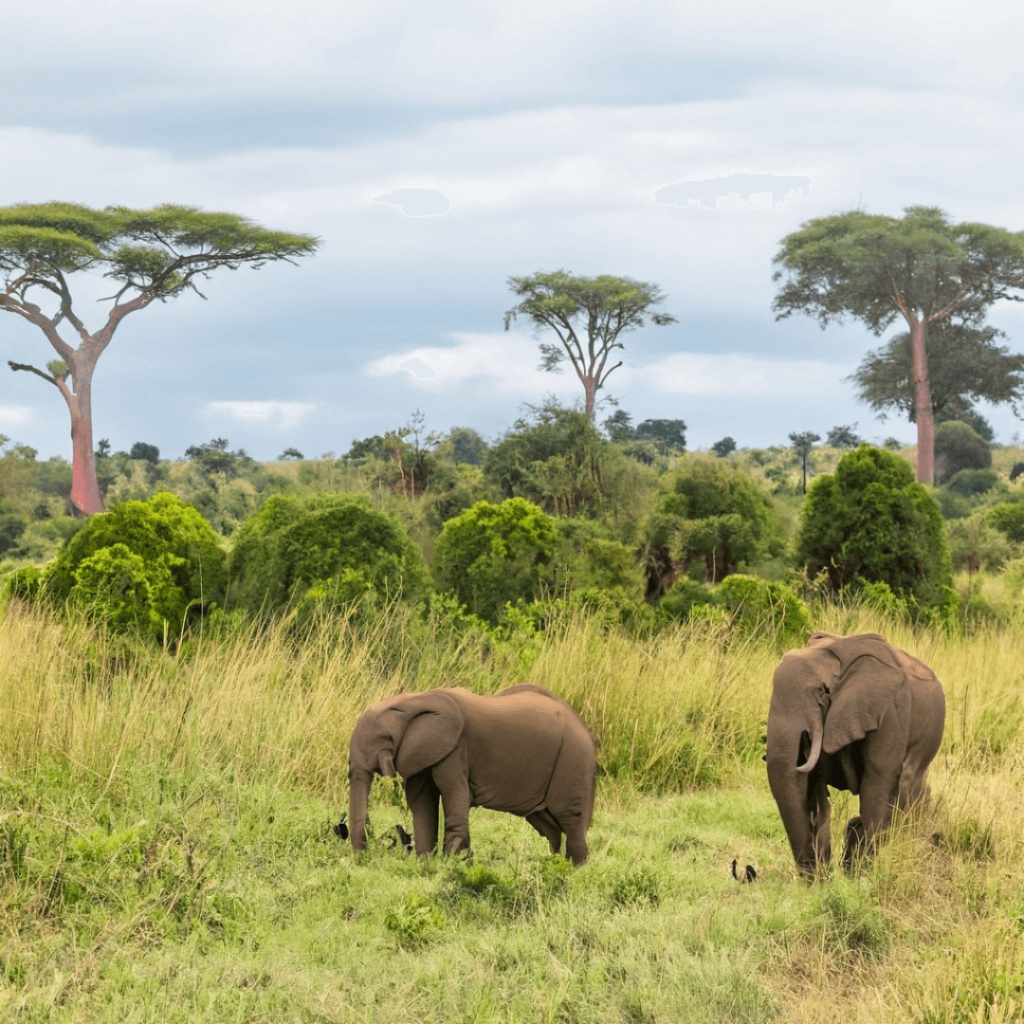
(3, 0, 1024, 462)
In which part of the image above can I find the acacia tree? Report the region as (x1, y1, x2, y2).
(503, 271, 677, 419)
(0, 203, 318, 514)
(772, 206, 1024, 484)
(850, 321, 1024, 441)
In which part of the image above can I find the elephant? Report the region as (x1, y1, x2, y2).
(347, 683, 598, 865)
(766, 631, 945, 875)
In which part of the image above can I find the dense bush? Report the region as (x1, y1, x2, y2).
(432, 498, 558, 623)
(943, 468, 1000, 498)
(228, 492, 431, 615)
(41, 493, 227, 638)
(795, 445, 954, 617)
(934, 421, 991, 485)
(716, 574, 811, 649)
(643, 458, 783, 594)
(985, 500, 1024, 544)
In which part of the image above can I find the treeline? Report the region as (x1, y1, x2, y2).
(2, 404, 1023, 641)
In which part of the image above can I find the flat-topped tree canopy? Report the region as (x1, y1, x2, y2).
(772, 206, 1024, 484)
(0, 202, 319, 515)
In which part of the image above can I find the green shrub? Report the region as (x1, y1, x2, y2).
(934, 421, 991, 485)
(432, 498, 558, 624)
(716, 574, 810, 648)
(944, 468, 1000, 498)
(658, 577, 718, 622)
(42, 493, 227, 638)
(795, 445, 954, 617)
(986, 500, 1024, 544)
(228, 492, 430, 616)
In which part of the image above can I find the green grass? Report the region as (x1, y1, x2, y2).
(2, 600, 1024, 1022)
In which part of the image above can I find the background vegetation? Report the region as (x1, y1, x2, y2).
(4, 411, 1024, 1020)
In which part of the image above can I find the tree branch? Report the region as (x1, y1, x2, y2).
(8, 360, 59, 387)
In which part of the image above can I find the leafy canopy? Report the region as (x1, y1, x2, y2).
(850, 322, 1024, 427)
(0, 202, 319, 304)
(795, 445, 953, 616)
(773, 205, 1024, 331)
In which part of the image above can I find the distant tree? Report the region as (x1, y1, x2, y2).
(1010, 462, 1024, 483)
(788, 431, 820, 494)
(643, 459, 783, 595)
(447, 427, 488, 466)
(0, 202, 318, 514)
(504, 271, 677, 418)
(129, 442, 160, 464)
(485, 400, 608, 517)
(95, 439, 111, 460)
(279, 447, 304, 461)
(773, 206, 1024, 484)
(711, 437, 737, 458)
(184, 438, 252, 477)
(826, 425, 861, 449)
(883, 437, 903, 451)
(633, 418, 686, 452)
(603, 409, 635, 442)
(850, 321, 1022, 444)
(795, 445, 953, 616)
(933, 421, 991, 485)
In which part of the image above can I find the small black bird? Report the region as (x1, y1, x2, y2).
(731, 858, 757, 883)
(333, 816, 349, 840)
(395, 824, 414, 852)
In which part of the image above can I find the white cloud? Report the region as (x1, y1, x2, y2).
(0, 406, 34, 427)
(368, 335, 852, 398)
(207, 401, 316, 429)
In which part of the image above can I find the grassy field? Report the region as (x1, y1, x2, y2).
(1, 601, 1023, 1023)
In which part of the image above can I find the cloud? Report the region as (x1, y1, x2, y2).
(374, 189, 451, 216)
(627, 353, 852, 396)
(206, 401, 316, 429)
(368, 335, 852, 398)
(0, 406, 34, 428)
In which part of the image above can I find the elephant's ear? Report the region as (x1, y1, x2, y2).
(384, 691, 465, 779)
(820, 635, 906, 753)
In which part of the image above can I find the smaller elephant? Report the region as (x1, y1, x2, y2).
(766, 631, 945, 875)
(347, 683, 598, 865)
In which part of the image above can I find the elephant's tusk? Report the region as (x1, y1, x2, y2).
(796, 720, 823, 774)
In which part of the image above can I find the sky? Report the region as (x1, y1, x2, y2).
(2, 0, 1024, 462)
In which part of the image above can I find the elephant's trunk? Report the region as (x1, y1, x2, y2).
(766, 719, 816, 874)
(349, 770, 372, 851)
(796, 717, 823, 774)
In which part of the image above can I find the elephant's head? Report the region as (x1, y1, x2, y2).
(347, 691, 465, 851)
(766, 632, 906, 870)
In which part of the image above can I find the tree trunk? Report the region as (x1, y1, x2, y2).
(583, 377, 597, 420)
(909, 318, 935, 485)
(63, 353, 104, 516)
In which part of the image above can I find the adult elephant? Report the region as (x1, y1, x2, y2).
(766, 632, 945, 875)
(347, 683, 598, 865)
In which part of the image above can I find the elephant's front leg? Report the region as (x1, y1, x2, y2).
(844, 767, 900, 870)
(404, 772, 441, 857)
(431, 755, 472, 856)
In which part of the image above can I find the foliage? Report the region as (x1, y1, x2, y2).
(773, 205, 1024, 483)
(985, 500, 1024, 544)
(0, 202, 318, 514)
(40, 492, 227, 638)
(431, 498, 558, 624)
(943, 467, 1000, 498)
(550, 517, 646, 601)
(826, 424, 862, 448)
(795, 444, 954, 616)
(711, 436, 737, 457)
(129, 442, 160, 464)
(633, 418, 687, 452)
(644, 458, 784, 593)
(716, 574, 811, 649)
(183, 437, 254, 478)
(503, 271, 677, 417)
(484, 400, 609, 516)
(789, 431, 820, 493)
(934, 420, 991, 485)
(947, 513, 1016, 573)
(850, 322, 1024, 432)
(228, 492, 431, 616)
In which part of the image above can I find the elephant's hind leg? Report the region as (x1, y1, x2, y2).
(405, 772, 441, 857)
(526, 810, 563, 854)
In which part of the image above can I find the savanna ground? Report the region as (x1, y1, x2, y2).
(1, 600, 1023, 1023)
